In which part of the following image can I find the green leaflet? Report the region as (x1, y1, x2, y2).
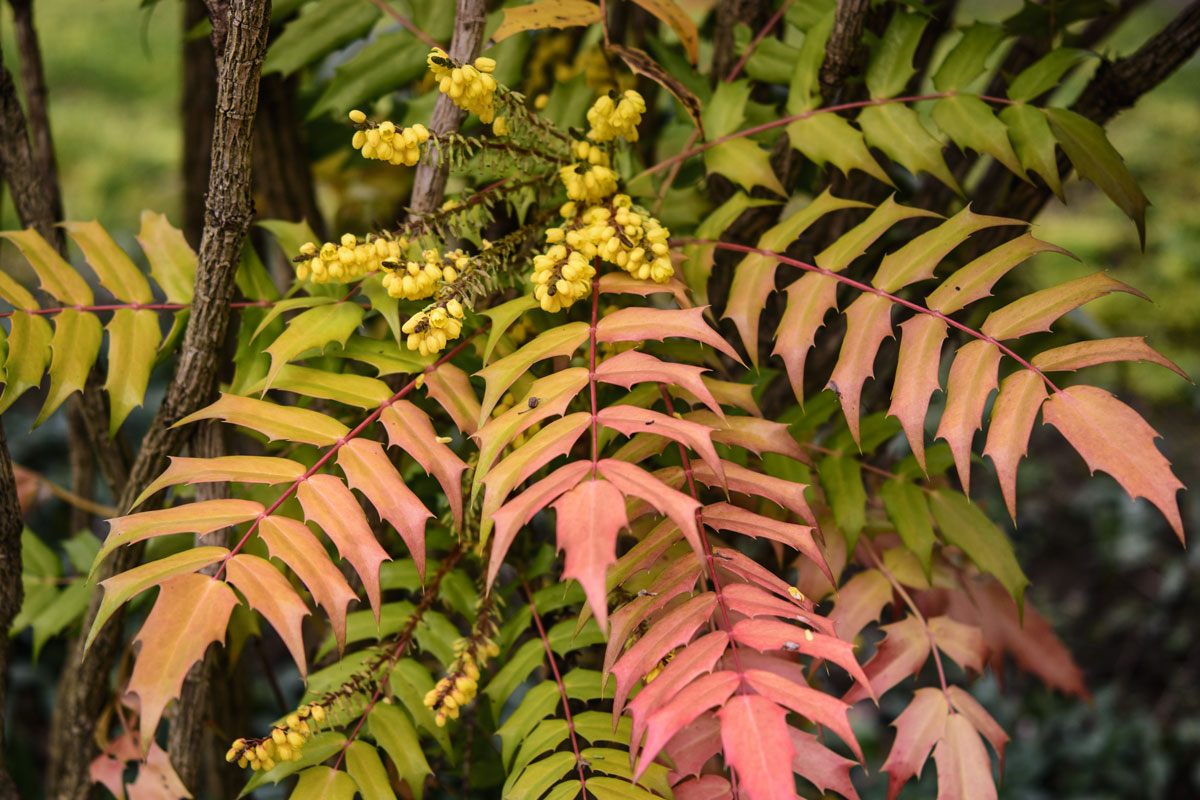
(485, 638, 546, 720)
(369, 703, 431, 800)
(361, 274, 402, 344)
(388, 659, 454, 758)
(505, 752, 577, 800)
(703, 138, 786, 197)
(246, 364, 391, 408)
(477, 322, 589, 420)
(480, 294, 539, 365)
(818, 455, 866, 553)
(288, 766, 359, 800)
(858, 103, 962, 195)
(585, 776, 665, 800)
(1045, 107, 1149, 248)
(257, 218, 322, 264)
(263, 0, 380, 76)
(235, 243, 280, 303)
(104, 309, 161, 436)
(788, 112, 892, 185)
(137, 211, 196, 303)
(63, 220, 153, 304)
(345, 740, 399, 800)
(35, 309, 102, 428)
(743, 36, 801, 85)
(548, 617, 605, 656)
(787, 8, 833, 113)
(1006, 48, 1093, 103)
(30, 579, 91, 660)
(583, 749, 672, 797)
(881, 479, 937, 578)
(238, 732, 348, 796)
(931, 95, 1025, 179)
(703, 79, 750, 139)
(309, 30, 428, 119)
(252, 296, 337, 341)
(263, 302, 365, 392)
(866, 11, 929, 99)
(928, 489, 1029, 609)
(507, 719, 570, 793)
(0, 312, 52, 414)
(933, 23, 1006, 92)
(327, 333, 434, 376)
(0, 229, 92, 305)
(1000, 103, 1064, 200)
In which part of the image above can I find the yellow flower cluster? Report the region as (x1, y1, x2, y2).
(381, 248, 464, 301)
(586, 90, 646, 142)
(559, 162, 620, 204)
(423, 636, 500, 727)
(427, 48, 498, 124)
(296, 233, 407, 284)
(226, 703, 326, 771)
(556, 195, 674, 284)
(349, 110, 430, 166)
(531, 243, 596, 312)
(403, 298, 466, 356)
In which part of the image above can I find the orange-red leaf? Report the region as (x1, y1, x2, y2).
(599, 405, 724, 486)
(1032, 336, 1188, 378)
(720, 583, 831, 635)
(132, 455, 305, 510)
(982, 272, 1146, 340)
(480, 412, 591, 528)
(927, 232, 1072, 315)
(598, 271, 692, 308)
(881, 687, 949, 800)
(595, 350, 722, 417)
(553, 478, 628, 629)
(638, 670, 739, 781)
(790, 727, 862, 800)
(598, 459, 704, 564)
(702, 503, 828, 582)
(774, 272, 839, 405)
(844, 614, 930, 703)
(125, 742, 190, 800)
(888, 315, 947, 470)
(127, 574, 238, 751)
(718, 695, 796, 800)
(732, 618, 870, 691)
(686, 411, 809, 463)
(605, 556, 703, 674)
(829, 568, 893, 641)
(946, 685, 1008, 769)
(672, 775, 732, 800)
(983, 369, 1047, 521)
(934, 340, 1001, 495)
(713, 547, 796, 603)
(486, 462, 591, 591)
(828, 293, 894, 445)
(339, 438, 431, 581)
(928, 615, 985, 673)
(742, 668, 864, 762)
(1042, 384, 1184, 540)
(226, 553, 311, 678)
(259, 516, 357, 654)
(381, 400, 468, 529)
(932, 714, 997, 800)
(691, 461, 813, 525)
(423, 361, 482, 434)
(297, 474, 390, 623)
(175, 393, 349, 446)
(98, 499, 262, 570)
(663, 713, 723, 780)
(596, 306, 743, 363)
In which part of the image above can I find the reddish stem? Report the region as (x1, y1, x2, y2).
(676, 238, 1061, 394)
(725, 0, 794, 83)
(588, 270, 600, 478)
(364, 0, 443, 49)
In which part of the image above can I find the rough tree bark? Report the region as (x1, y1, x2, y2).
(819, 0, 869, 102)
(44, 1, 272, 796)
(408, 0, 488, 218)
(0, 423, 23, 799)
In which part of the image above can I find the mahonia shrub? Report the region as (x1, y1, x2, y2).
(2, 1, 1191, 799)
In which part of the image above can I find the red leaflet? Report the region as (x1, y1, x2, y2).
(720, 583, 832, 636)
(610, 593, 718, 719)
(934, 340, 1001, 495)
(789, 727, 862, 800)
(718, 695, 796, 800)
(843, 615, 930, 703)
(126, 574, 238, 751)
(829, 294, 895, 445)
(702, 503, 829, 583)
(596, 306, 743, 363)
(339, 438, 432, 581)
(664, 712, 722, 779)
(595, 350, 723, 418)
(932, 714, 997, 800)
(597, 405, 726, 487)
(552, 478, 629, 630)
(982, 369, 1047, 521)
(423, 361, 482, 434)
(742, 669, 863, 762)
(598, 271, 693, 308)
(629, 631, 729, 766)
(928, 615, 985, 674)
(946, 686, 1008, 770)
(605, 557, 703, 674)
(480, 412, 591, 524)
(259, 516, 358, 654)
(637, 670, 739, 781)
(297, 474, 391, 623)
(98, 498, 262, 569)
(124, 742, 190, 799)
(712, 546, 796, 602)
(225, 554, 311, 678)
(486, 461, 591, 591)
(881, 687, 949, 800)
(1042, 384, 1185, 541)
(598, 459, 704, 565)
(381, 400, 468, 530)
(888, 315, 947, 471)
(691, 461, 814, 525)
(774, 272, 839, 405)
(1032, 336, 1187, 377)
(829, 568, 893, 642)
(672, 775, 733, 800)
(731, 618, 871, 692)
(687, 411, 809, 463)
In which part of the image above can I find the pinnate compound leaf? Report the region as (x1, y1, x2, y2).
(983, 272, 1145, 341)
(718, 695, 796, 800)
(339, 439, 431, 581)
(225, 553, 310, 678)
(290, 766, 358, 800)
(62, 220, 153, 303)
(380, 400, 468, 530)
(844, 615, 930, 703)
(493, 0, 600, 41)
(983, 369, 1047, 521)
(889, 315, 947, 470)
(1042, 385, 1184, 540)
(97, 499, 262, 570)
(345, 741, 397, 800)
(828, 293, 894, 445)
(637, 670, 739, 780)
(927, 231, 1072, 315)
(176, 393, 349, 446)
(369, 702, 432, 800)
(928, 490, 1029, 606)
(1032, 336, 1188, 378)
(596, 306, 742, 363)
(626, 630, 727, 761)
(595, 350, 721, 417)
(882, 687, 949, 800)
(476, 322, 588, 420)
(259, 516, 358, 654)
(742, 669, 864, 762)
(35, 309, 102, 427)
(1045, 107, 1149, 247)
(880, 479, 937, 577)
(134, 455, 305, 509)
(103, 309, 161, 436)
(0, 229, 92, 304)
(933, 714, 997, 800)
(298, 474, 391, 623)
(553, 478, 628, 629)
(858, 103, 961, 195)
(127, 573, 238, 750)
(934, 340, 1001, 495)
(263, 301, 364, 392)
(85, 546, 229, 653)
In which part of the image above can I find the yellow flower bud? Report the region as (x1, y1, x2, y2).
(349, 109, 367, 123)
(225, 748, 238, 763)
(311, 704, 326, 723)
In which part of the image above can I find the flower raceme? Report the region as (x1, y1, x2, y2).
(381, 248, 464, 302)
(226, 703, 327, 772)
(428, 48, 499, 124)
(403, 297, 466, 357)
(586, 89, 646, 142)
(296, 232, 408, 284)
(349, 109, 430, 166)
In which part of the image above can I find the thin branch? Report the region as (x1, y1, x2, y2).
(13, 464, 119, 518)
(0, 420, 24, 800)
(726, 0, 793, 83)
(364, 0, 442, 49)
